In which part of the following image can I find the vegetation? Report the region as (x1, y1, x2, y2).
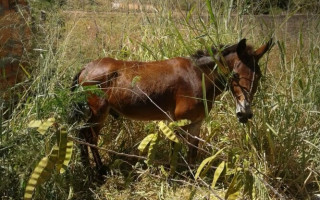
(1, 0, 320, 199)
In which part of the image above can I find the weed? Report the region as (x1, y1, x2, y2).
(1, 0, 320, 199)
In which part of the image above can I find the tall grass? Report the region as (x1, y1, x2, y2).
(1, 0, 319, 199)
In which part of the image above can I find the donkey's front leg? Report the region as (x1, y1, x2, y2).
(79, 127, 91, 168)
(181, 121, 202, 164)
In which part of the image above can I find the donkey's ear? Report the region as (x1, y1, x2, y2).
(236, 38, 247, 59)
(254, 38, 274, 60)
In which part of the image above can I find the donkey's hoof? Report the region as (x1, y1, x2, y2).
(97, 165, 109, 176)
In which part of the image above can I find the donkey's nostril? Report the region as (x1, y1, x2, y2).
(236, 112, 244, 118)
(248, 113, 253, 119)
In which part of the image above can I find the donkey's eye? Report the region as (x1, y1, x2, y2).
(232, 72, 240, 79)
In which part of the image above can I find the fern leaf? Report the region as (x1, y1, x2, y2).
(146, 133, 159, 166)
(49, 146, 59, 163)
(60, 140, 73, 174)
(138, 133, 157, 152)
(158, 121, 179, 143)
(55, 127, 68, 172)
(56, 126, 67, 147)
(28, 120, 42, 128)
(24, 156, 55, 200)
(168, 119, 191, 129)
(36, 118, 55, 135)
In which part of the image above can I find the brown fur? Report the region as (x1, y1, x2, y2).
(72, 38, 273, 172)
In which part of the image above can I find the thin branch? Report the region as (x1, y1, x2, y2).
(69, 136, 216, 170)
(69, 136, 146, 160)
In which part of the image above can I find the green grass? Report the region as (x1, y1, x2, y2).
(1, 0, 320, 199)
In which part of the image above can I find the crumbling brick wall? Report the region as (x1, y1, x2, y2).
(0, 0, 30, 98)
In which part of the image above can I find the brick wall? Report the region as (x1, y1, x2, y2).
(0, 0, 30, 97)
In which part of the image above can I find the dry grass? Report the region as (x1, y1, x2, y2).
(1, 1, 320, 199)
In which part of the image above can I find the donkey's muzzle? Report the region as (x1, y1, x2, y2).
(236, 100, 253, 123)
(236, 112, 253, 123)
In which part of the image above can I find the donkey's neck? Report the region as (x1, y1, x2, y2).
(192, 55, 229, 83)
(194, 56, 216, 67)
(191, 55, 229, 104)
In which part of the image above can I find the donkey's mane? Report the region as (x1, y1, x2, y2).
(191, 43, 254, 59)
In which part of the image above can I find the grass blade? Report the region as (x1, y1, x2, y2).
(195, 148, 225, 180)
(211, 161, 225, 189)
(202, 73, 209, 119)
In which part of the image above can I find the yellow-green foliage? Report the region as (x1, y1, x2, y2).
(1, 0, 320, 199)
(139, 120, 191, 168)
(195, 148, 225, 180)
(138, 133, 157, 152)
(24, 157, 54, 200)
(24, 122, 73, 199)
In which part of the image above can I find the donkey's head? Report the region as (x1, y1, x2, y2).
(228, 38, 273, 123)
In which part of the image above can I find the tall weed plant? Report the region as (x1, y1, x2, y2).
(1, 0, 319, 199)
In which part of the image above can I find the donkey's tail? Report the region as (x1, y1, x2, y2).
(69, 71, 88, 123)
(70, 71, 81, 92)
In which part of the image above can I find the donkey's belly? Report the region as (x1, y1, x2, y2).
(108, 97, 206, 122)
(110, 101, 175, 121)
(115, 108, 172, 121)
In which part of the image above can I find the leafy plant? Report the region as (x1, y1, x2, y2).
(24, 119, 73, 200)
(138, 120, 191, 173)
(1, 0, 320, 199)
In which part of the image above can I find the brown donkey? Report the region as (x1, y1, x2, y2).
(71, 38, 273, 173)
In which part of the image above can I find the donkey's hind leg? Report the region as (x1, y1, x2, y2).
(88, 122, 106, 174)
(79, 116, 108, 177)
(86, 100, 109, 175)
